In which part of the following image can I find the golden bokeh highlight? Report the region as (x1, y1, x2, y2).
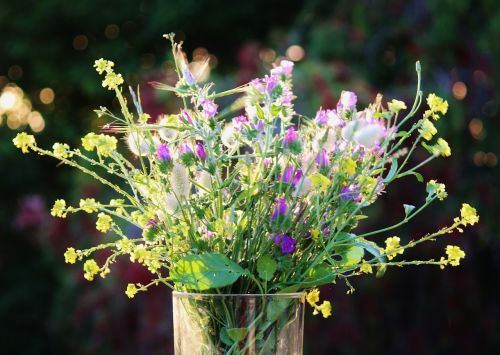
(0, 84, 45, 132)
(452, 81, 467, 100)
(73, 34, 88, 50)
(468, 118, 484, 140)
(40, 88, 55, 104)
(286, 45, 305, 62)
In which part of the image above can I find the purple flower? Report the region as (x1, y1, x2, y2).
(257, 119, 265, 132)
(199, 98, 218, 117)
(340, 185, 361, 202)
(146, 218, 158, 228)
(280, 165, 294, 184)
(157, 143, 172, 162)
(264, 75, 278, 94)
(315, 148, 329, 167)
(196, 142, 206, 161)
(273, 233, 297, 254)
(179, 110, 193, 124)
(271, 198, 289, 221)
(178, 141, 192, 157)
(292, 169, 303, 187)
(283, 127, 299, 146)
(270, 60, 294, 78)
(338, 91, 357, 110)
(315, 109, 329, 125)
(263, 157, 272, 167)
(232, 115, 248, 131)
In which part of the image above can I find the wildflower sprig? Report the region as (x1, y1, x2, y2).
(14, 36, 478, 322)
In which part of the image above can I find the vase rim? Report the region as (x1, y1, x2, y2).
(172, 291, 304, 297)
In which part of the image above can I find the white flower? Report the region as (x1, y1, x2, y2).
(195, 171, 212, 193)
(340, 91, 357, 110)
(164, 193, 180, 215)
(170, 163, 191, 198)
(354, 124, 385, 148)
(312, 128, 336, 153)
(294, 176, 312, 197)
(221, 122, 239, 150)
(341, 120, 361, 141)
(157, 115, 178, 141)
(127, 132, 153, 156)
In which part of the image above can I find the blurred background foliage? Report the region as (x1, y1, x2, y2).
(0, 0, 498, 354)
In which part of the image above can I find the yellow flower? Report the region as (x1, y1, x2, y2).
(460, 203, 479, 226)
(94, 58, 115, 75)
(388, 99, 407, 113)
(419, 118, 437, 141)
(439, 256, 448, 270)
(313, 301, 332, 318)
(64, 247, 77, 264)
(430, 138, 451, 157)
(51, 199, 67, 217)
(342, 158, 357, 176)
(310, 228, 320, 240)
(96, 213, 113, 233)
(306, 288, 320, 306)
(79, 198, 99, 213)
(95, 134, 118, 157)
(426, 180, 448, 201)
(384, 236, 404, 260)
(125, 283, 139, 298)
(445, 245, 466, 266)
(52, 142, 71, 159)
(83, 259, 100, 281)
(360, 262, 373, 274)
(13, 132, 36, 153)
(102, 72, 124, 90)
(81, 132, 99, 151)
(310, 173, 331, 193)
(427, 93, 448, 116)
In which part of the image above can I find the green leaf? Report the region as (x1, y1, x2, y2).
(383, 158, 398, 182)
(255, 104, 265, 120)
(303, 263, 336, 287)
(413, 172, 424, 182)
(170, 253, 245, 291)
(227, 328, 248, 343)
(344, 245, 364, 266)
(257, 255, 277, 281)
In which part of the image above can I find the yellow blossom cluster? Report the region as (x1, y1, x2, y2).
(51, 199, 67, 217)
(419, 118, 437, 141)
(427, 180, 448, 201)
(125, 283, 139, 298)
(360, 262, 373, 274)
(13, 132, 36, 153)
(81, 132, 118, 157)
(64, 247, 78, 264)
(94, 58, 124, 90)
(384, 236, 404, 260)
(96, 213, 113, 233)
(430, 138, 451, 157)
(425, 93, 448, 120)
(387, 99, 407, 113)
(445, 245, 466, 266)
(79, 198, 100, 213)
(302, 288, 332, 318)
(52, 142, 71, 159)
(83, 259, 100, 281)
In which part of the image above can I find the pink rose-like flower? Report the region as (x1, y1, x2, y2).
(271, 60, 294, 78)
(199, 98, 218, 117)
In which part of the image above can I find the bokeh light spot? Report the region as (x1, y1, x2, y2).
(286, 45, 305, 62)
(73, 35, 88, 50)
(452, 81, 467, 100)
(468, 118, 484, 140)
(40, 88, 55, 104)
(105, 24, 120, 39)
(8, 65, 23, 80)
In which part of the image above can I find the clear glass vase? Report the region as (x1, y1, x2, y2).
(172, 292, 305, 354)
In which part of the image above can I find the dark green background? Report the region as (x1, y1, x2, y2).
(1, 0, 498, 354)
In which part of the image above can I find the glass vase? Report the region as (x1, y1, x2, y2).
(172, 292, 305, 354)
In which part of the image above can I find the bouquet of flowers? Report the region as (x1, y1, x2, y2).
(13, 34, 478, 354)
